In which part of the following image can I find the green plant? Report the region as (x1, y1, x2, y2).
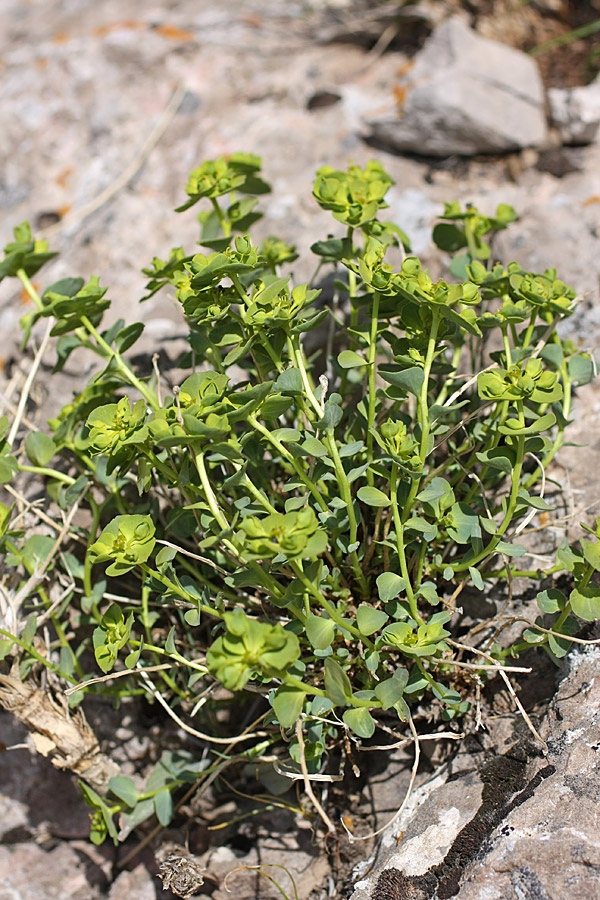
(0, 154, 598, 843)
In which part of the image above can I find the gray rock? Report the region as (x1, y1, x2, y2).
(349, 646, 600, 899)
(457, 646, 600, 899)
(549, 76, 600, 145)
(0, 842, 102, 900)
(369, 17, 547, 157)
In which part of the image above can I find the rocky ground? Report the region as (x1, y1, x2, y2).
(2, 1, 600, 898)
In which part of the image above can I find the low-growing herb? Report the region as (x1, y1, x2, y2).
(0, 153, 597, 842)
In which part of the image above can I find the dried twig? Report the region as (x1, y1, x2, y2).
(447, 638, 547, 750)
(341, 714, 421, 842)
(138, 667, 268, 745)
(295, 718, 336, 833)
(8, 320, 53, 445)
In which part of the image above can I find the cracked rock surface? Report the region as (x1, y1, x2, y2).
(351, 647, 600, 900)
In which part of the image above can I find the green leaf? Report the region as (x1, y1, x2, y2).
(374, 669, 408, 709)
(432, 222, 467, 253)
(379, 365, 424, 397)
(319, 396, 343, 430)
(0, 639, 15, 660)
(537, 588, 565, 614)
(272, 428, 301, 443)
(24, 431, 57, 467)
(337, 350, 367, 369)
(21, 614, 37, 646)
(153, 789, 173, 827)
(301, 435, 328, 457)
(114, 322, 144, 353)
(343, 707, 375, 738)
(310, 237, 352, 260)
(548, 616, 578, 658)
(357, 486, 389, 507)
(495, 541, 527, 557)
(570, 585, 600, 622)
(324, 658, 352, 706)
(356, 604, 389, 636)
(109, 776, 138, 807)
(124, 638, 143, 669)
(261, 393, 293, 420)
(306, 614, 335, 650)
(165, 626, 176, 654)
(581, 539, 600, 571)
(469, 567, 484, 591)
(274, 368, 303, 393)
(184, 605, 201, 627)
(568, 353, 595, 386)
(272, 687, 305, 728)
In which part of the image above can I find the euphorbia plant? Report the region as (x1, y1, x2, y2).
(0, 153, 597, 843)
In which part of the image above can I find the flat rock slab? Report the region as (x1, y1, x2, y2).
(369, 16, 547, 156)
(350, 646, 600, 899)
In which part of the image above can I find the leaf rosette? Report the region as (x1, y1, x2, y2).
(237, 507, 327, 561)
(478, 359, 563, 404)
(87, 397, 148, 453)
(382, 616, 450, 658)
(88, 514, 156, 576)
(176, 153, 268, 211)
(313, 161, 393, 227)
(206, 610, 300, 691)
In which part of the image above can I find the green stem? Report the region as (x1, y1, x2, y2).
(418, 309, 441, 462)
(193, 450, 229, 532)
(433, 343, 463, 407)
(79, 315, 159, 411)
(291, 561, 373, 649)
(287, 333, 323, 420)
(453, 403, 526, 573)
(522, 310, 537, 348)
(126, 635, 209, 672)
(138, 565, 222, 621)
(18, 464, 75, 485)
(324, 429, 368, 597)
(283, 675, 327, 697)
(366, 291, 380, 484)
(501, 324, 512, 367)
(524, 361, 571, 490)
(390, 465, 424, 625)
(0, 628, 77, 682)
(210, 198, 231, 237)
(17, 269, 44, 311)
(248, 416, 328, 512)
(400, 311, 441, 522)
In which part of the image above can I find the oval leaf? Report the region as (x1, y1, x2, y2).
(343, 707, 375, 738)
(108, 776, 138, 808)
(356, 604, 389, 636)
(357, 486, 389, 507)
(376, 572, 407, 603)
(306, 614, 335, 650)
(338, 350, 367, 369)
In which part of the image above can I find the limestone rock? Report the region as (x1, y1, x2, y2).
(369, 17, 548, 157)
(457, 647, 600, 899)
(549, 75, 600, 145)
(349, 646, 600, 899)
